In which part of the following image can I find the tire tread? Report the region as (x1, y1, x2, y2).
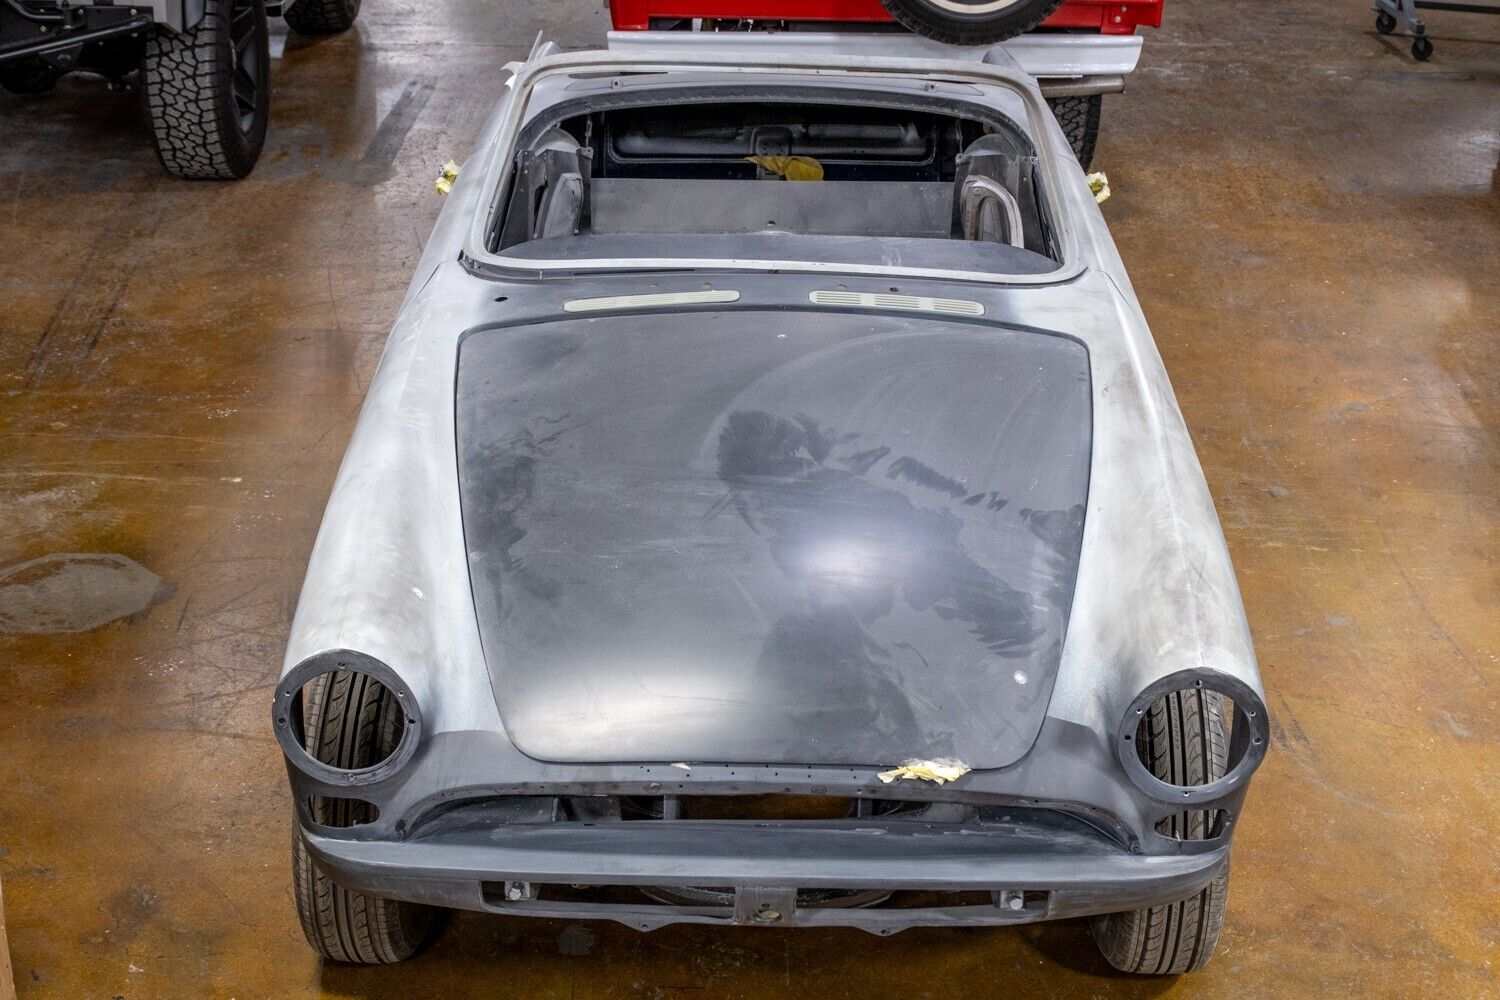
(292, 670, 441, 964)
(1046, 94, 1102, 170)
(1091, 688, 1230, 974)
(142, 0, 267, 179)
(878, 0, 1068, 44)
(283, 0, 360, 35)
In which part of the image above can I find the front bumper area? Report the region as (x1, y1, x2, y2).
(303, 813, 1228, 934)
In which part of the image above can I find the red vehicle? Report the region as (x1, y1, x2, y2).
(608, 0, 1163, 169)
(610, 0, 1163, 39)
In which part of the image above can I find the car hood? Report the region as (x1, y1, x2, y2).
(456, 308, 1091, 769)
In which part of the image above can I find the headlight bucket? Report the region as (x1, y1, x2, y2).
(273, 649, 424, 787)
(1115, 669, 1270, 806)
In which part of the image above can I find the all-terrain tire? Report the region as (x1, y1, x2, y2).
(283, 0, 361, 35)
(292, 671, 445, 964)
(1091, 689, 1230, 975)
(142, 0, 269, 178)
(878, 0, 1067, 45)
(1047, 94, 1102, 170)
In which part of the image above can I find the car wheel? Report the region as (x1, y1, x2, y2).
(1046, 94, 1101, 170)
(142, 0, 269, 179)
(877, 0, 1068, 45)
(0, 58, 62, 95)
(291, 671, 446, 963)
(1090, 688, 1229, 974)
(283, 0, 361, 35)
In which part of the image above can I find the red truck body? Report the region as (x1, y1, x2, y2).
(610, 0, 1163, 36)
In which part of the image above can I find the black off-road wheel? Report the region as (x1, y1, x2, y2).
(0, 57, 62, 95)
(292, 671, 446, 964)
(1047, 94, 1102, 170)
(142, 0, 269, 178)
(878, 0, 1067, 44)
(283, 0, 361, 35)
(1091, 689, 1230, 975)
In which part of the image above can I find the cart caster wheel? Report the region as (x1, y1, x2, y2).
(1411, 35, 1433, 60)
(1375, 10, 1396, 33)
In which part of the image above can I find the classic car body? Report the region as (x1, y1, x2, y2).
(275, 36, 1269, 973)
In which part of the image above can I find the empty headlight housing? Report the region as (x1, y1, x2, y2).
(273, 649, 423, 787)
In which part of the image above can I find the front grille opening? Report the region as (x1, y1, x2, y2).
(680, 794, 853, 820)
(569, 794, 935, 823)
(412, 796, 1108, 840)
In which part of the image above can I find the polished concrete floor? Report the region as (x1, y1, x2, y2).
(1, 1, 1497, 996)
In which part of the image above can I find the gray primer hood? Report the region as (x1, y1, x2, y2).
(456, 309, 1091, 768)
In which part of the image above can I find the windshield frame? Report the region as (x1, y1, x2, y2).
(461, 50, 1088, 287)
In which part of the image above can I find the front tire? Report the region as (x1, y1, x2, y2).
(142, 0, 269, 179)
(283, 0, 361, 35)
(1090, 689, 1230, 974)
(878, 0, 1068, 45)
(291, 671, 446, 964)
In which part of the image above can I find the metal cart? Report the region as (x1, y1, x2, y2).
(1374, 0, 1500, 60)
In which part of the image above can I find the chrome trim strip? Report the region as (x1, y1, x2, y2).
(562, 290, 741, 313)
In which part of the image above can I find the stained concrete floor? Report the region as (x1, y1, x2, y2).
(1, 0, 1497, 996)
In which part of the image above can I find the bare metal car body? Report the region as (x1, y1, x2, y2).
(274, 37, 1269, 950)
